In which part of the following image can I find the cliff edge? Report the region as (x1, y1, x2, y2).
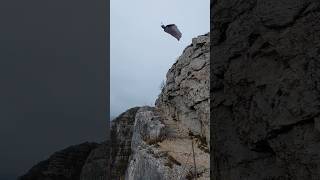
(117, 33, 210, 180)
(20, 33, 210, 180)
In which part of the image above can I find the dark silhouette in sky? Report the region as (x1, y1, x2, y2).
(0, 0, 109, 179)
(161, 24, 182, 41)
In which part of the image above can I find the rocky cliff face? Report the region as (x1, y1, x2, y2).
(20, 33, 210, 180)
(211, 0, 320, 179)
(110, 107, 140, 179)
(20, 107, 139, 180)
(123, 33, 210, 180)
(156, 34, 210, 147)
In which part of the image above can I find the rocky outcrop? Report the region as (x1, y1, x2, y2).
(110, 107, 140, 179)
(211, 0, 320, 179)
(19, 107, 139, 180)
(156, 33, 210, 147)
(20, 33, 210, 180)
(125, 34, 210, 180)
(125, 107, 185, 180)
(19, 142, 99, 180)
(125, 106, 210, 180)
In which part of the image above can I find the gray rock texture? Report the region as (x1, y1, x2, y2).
(211, 0, 320, 179)
(110, 107, 140, 180)
(125, 34, 210, 180)
(130, 107, 166, 149)
(156, 33, 210, 147)
(126, 107, 186, 180)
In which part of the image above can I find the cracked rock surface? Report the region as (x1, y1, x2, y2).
(125, 34, 210, 180)
(156, 33, 210, 147)
(125, 106, 210, 180)
(211, 0, 320, 179)
(110, 107, 140, 180)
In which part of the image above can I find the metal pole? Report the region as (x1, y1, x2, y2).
(192, 139, 197, 180)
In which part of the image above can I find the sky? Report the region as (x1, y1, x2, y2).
(0, 0, 107, 179)
(110, 0, 210, 118)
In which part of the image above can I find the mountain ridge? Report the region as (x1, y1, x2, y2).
(20, 33, 210, 180)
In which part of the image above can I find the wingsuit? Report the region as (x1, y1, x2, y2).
(161, 24, 182, 41)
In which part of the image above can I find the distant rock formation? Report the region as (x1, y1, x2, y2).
(80, 141, 109, 180)
(19, 142, 99, 180)
(211, 0, 320, 179)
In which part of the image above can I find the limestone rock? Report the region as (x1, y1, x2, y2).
(156, 33, 210, 147)
(131, 106, 166, 149)
(126, 107, 187, 180)
(125, 34, 211, 180)
(110, 107, 140, 180)
(127, 33, 211, 180)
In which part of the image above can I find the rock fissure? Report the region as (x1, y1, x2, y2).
(267, 116, 317, 140)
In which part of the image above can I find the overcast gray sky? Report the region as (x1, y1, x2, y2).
(111, 0, 209, 118)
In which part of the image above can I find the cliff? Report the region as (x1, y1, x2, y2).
(110, 107, 140, 179)
(114, 33, 210, 180)
(20, 33, 210, 180)
(211, 0, 320, 179)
